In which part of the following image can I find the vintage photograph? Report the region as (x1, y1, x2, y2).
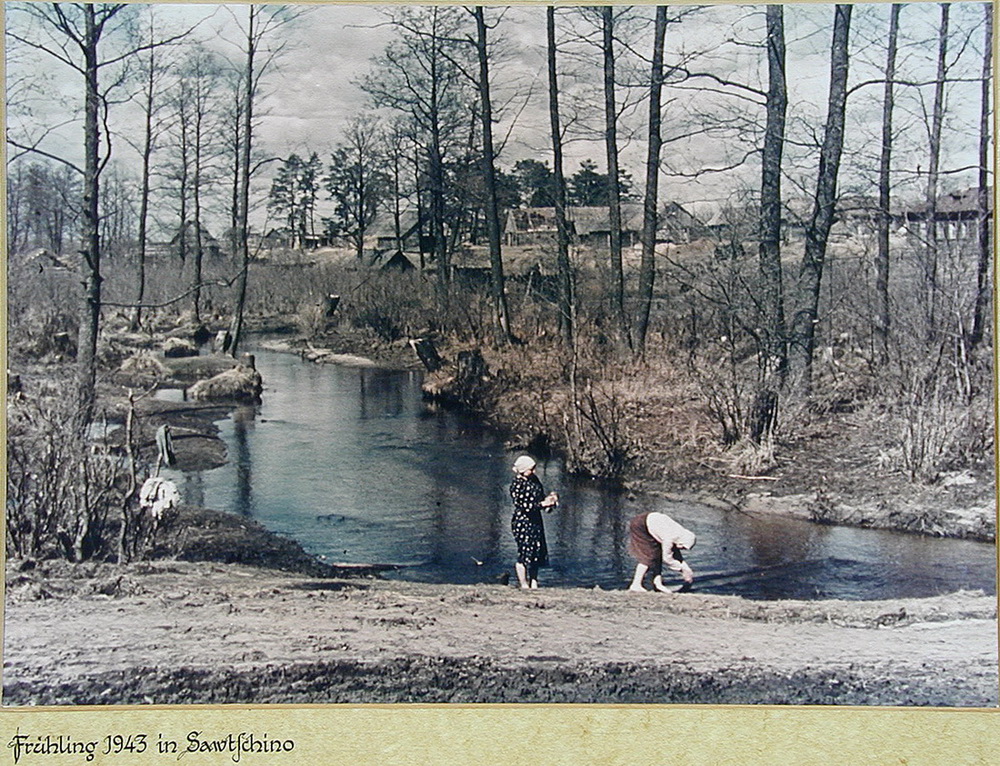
(3, 1, 996, 708)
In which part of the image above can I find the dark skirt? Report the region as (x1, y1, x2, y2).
(628, 512, 662, 577)
(512, 509, 549, 568)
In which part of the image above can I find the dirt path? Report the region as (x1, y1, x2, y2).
(4, 561, 996, 706)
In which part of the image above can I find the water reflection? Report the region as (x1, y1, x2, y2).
(166, 348, 997, 601)
(232, 406, 256, 516)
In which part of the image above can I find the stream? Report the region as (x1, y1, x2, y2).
(163, 347, 997, 600)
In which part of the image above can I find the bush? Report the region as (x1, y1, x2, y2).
(6, 386, 126, 561)
(568, 379, 638, 478)
(897, 386, 984, 484)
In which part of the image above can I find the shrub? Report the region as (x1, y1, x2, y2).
(6, 386, 126, 561)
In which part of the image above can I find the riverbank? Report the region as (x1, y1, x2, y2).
(281, 328, 996, 543)
(106, 320, 995, 546)
(6, 492, 996, 705)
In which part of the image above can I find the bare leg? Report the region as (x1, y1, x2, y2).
(652, 574, 671, 593)
(529, 579, 539, 589)
(515, 562, 530, 589)
(629, 564, 649, 592)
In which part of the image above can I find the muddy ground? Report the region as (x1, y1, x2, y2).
(4, 553, 996, 706)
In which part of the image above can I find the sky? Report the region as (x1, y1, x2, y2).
(4, 2, 992, 234)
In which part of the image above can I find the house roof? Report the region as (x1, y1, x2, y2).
(505, 203, 690, 237)
(367, 209, 422, 239)
(169, 221, 219, 246)
(571, 204, 645, 235)
(904, 187, 993, 215)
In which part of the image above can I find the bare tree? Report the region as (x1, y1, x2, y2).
(789, 5, 853, 390)
(547, 6, 574, 348)
(969, 3, 992, 353)
(6, 3, 191, 416)
(126, 9, 172, 330)
(184, 46, 225, 323)
(361, 6, 473, 312)
(874, 4, 902, 365)
(228, 4, 299, 357)
(922, 3, 950, 340)
(19, 3, 123, 417)
(222, 66, 245, 256)
(163, 72, 193, 265)
(99, 161, 137, 259)
(758, 5, 788, 383)
(472, 6, 513, 342)
(601, 6, 629, 349)
(381, 119, 414, 253)
(5, 160, 80, 254)
(325, 118, 388, 260)
(635, 6, 668, 353)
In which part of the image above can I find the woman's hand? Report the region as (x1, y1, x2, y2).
(541, 492, 559, 508)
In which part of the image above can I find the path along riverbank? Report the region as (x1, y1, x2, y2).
(5, 548, 997, 706)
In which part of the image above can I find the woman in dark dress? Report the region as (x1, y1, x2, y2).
(509, 455, 558, 589)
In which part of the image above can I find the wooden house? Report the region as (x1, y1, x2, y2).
(899, 188, 992, 243)
(504, 204, 653, 249)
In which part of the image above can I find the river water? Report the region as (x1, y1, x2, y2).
(164, 347, 996, 601)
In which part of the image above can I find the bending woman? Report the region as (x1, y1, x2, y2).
(509, 455, 558, 589)
(627, 511, 696, 592)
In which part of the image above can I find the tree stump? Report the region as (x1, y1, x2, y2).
(325, 294, 340, 317)
(410, 337, 444, 372)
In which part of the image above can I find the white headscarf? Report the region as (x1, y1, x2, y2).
(512, 455, 537, 475)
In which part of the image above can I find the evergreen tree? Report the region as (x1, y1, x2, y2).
(513, 158, 555, 206)
(567, 159, 634, 206)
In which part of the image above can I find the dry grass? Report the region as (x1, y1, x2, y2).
(188, 365, 263, 404)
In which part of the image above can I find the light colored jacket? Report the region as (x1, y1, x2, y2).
(645, 513, 696, 571)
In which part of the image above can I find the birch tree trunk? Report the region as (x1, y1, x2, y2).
(77, 5, 105, 421)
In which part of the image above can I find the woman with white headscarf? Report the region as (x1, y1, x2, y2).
(627, 511, 696, 592)
(509, 455, 558, 589)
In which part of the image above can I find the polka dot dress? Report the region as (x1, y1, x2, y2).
(510, 474, 549, 568)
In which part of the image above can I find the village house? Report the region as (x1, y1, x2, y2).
(503, 203, 690, 249)
(365, 209, 428, 261)
(898, 187, 992, 243)
(780, 189, 992, 245)
(146, 221, 223, 259)
(450, 244, 560, 297)
(259, 227, 337, 250)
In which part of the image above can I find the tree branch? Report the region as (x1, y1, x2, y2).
(5, 136, 84, 174)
